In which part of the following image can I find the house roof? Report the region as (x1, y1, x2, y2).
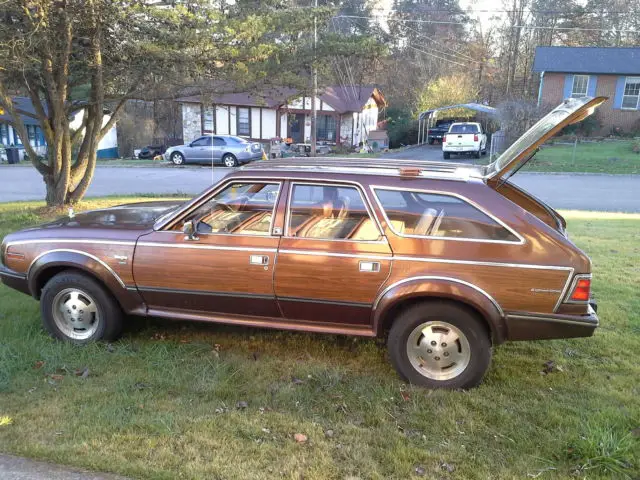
(533, 46, 640, 75)
(0, 96, 42, 126)
(176, 85, 386, 114)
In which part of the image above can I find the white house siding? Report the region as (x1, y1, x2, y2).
(182, 103, 202, 142)
(340, 113, 353, 145)
(69, 109, 119, 158)
(251, 108, 261, 139)
(229, 107, 237, 136)
(262, 109, 277, 138)
(215, 106, 229, 135)
(280, 114, 288, 138)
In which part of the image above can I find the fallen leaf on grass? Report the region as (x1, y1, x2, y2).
(440, 462, 455, 473)
(0, 416, 12, 427)
(33, 361, 45, 369)
(324, 429, 334, 438)
(133, 382, 149, 390)
(49, 374, 64, 381)
(291, 377, 304, 385)
(294, 433, 307, 443)
(74, 367, 89, 378)
(400, 391, 411, 402)
(236, 401, 248, 409)
(414, 465, 426, 476)
(541, 360, 563, 375)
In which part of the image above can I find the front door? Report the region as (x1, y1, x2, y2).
(288, 114, 305, 143)
(186, 136, 211, 162)
(274, 182, 392, 327)
(133, 181, 283, 317)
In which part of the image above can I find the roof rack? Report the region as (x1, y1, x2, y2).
(241, 157, 483, 180)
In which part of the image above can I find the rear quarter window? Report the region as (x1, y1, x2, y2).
(374, 189, 521, 243)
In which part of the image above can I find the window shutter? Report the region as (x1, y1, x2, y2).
(587, 76, 597, 97)
(613, 76, 626, 109)
(563, 74, 574, 99)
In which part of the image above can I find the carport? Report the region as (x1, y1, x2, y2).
(416, 103, 498, 146)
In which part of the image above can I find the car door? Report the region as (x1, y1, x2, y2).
(133, 180, 283, 317)
(187, 136, 211, 162)
(274, 181, 393, 327)
(211, 137, 226, 163)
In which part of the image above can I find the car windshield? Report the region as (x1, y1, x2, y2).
(449, 124, 478, 134)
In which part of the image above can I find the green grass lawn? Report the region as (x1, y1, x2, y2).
(523, 140, 640, 174)
(0, 199, 638, 479)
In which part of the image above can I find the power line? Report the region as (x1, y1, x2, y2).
(336, 14, 640, 34)
(406, 44, 467, 67)
(401, 23, 479, 62)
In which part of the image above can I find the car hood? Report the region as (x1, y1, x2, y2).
(484, 96, 607, 181)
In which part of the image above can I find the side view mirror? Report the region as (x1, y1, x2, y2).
(183, 220, 199, 241)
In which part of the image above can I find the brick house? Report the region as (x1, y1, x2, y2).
(533, 46, 640, 135)
(176, 86, 386, 147)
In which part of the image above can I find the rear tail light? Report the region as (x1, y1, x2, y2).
(566, 275, 591, 302)
(443, 135, 447, 143)
(474, 134, 479, 142)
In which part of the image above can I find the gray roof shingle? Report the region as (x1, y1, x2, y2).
(533, 46, 640, 75)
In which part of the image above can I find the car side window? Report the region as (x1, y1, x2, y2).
(191, 137, 211, 147)
(173, 182, 280, 236)
(374, 188, 520, 243)
(212, 137, 226, 146)
(287, 184, 382, 241)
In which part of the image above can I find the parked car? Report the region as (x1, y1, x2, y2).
(442, 122, 487, 159)
(427, 120, 454, 144)
(164, 135, 263, 167)
(0, 97, 604, 389)
(137, 145, 164, 160)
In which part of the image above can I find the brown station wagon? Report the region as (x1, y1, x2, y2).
(0, 97, 603, 389)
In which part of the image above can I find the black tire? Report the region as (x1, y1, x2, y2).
(387, 301, 492, 389)
(428, 138, 435, 145)
(474, 149, 481, 159)
(222, 154, 238, 167)
(40, 271, 124, 344)
(170, 152, 185, 165)
(443, 151, 451, 160)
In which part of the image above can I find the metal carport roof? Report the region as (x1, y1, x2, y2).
(418, 102, 497, 120)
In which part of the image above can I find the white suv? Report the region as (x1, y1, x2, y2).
(442, 122, 487, 159)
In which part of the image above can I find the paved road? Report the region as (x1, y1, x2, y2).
(1, 156, 639, 212)
(0, 454, 128, 480)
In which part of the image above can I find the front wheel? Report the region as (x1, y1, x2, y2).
(171, 152, 185, 165)
(387, 302, 492, 389)
(222, 154, 238, 167)
(41, 271, 124, 344)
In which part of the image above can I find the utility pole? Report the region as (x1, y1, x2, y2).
(310, 0, 318, 157)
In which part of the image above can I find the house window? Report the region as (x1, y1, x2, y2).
(237, 107, 250, 136)
(203, 106, 214, 132)
(316, 115, 336, 141)
(27, 125, 37, 146)
(0, 124, 8, 145)
(571, 75, 589, 98)
(622, 77, 640, 110)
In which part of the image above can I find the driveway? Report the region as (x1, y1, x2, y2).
(1, 160, 639, 212)
(0, 454, 128, 480)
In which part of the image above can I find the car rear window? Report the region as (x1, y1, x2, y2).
(226, 136, 249, 144)
(449, 124, 479, 134)
(373, 189, 521, 243)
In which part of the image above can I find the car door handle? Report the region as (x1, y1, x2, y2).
(359, 261, 381, 272)
(249, 255, 269, 266)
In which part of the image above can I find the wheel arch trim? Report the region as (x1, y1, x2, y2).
(27, 249, 127, 295)
(372, 276, 505, 342)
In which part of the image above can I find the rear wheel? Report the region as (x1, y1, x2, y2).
(223, 154, 238, 167)
(387, 302, 492, 389)
(474, 149, 481, 159)
(428, 138, 435, 145)
(41, 271, 123, 344)
(443, 151, 451, 160)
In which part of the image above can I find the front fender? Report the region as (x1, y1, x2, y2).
(28, 249, 143, 313)
(372, 276, 506, 344)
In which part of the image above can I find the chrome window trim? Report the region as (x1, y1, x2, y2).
(284, 181, 385, 242)
(6, 239, 136, 247)
(137, 242, 277, 253)
(278, 248, 572, 271)
(27, 249, 128, 289)
(370, 185, 526, 245)
(154, 175, 383, 232)
(160, 180, 283, 237)
(562, 273, 592, 305)
(372, 275, 504, 317)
